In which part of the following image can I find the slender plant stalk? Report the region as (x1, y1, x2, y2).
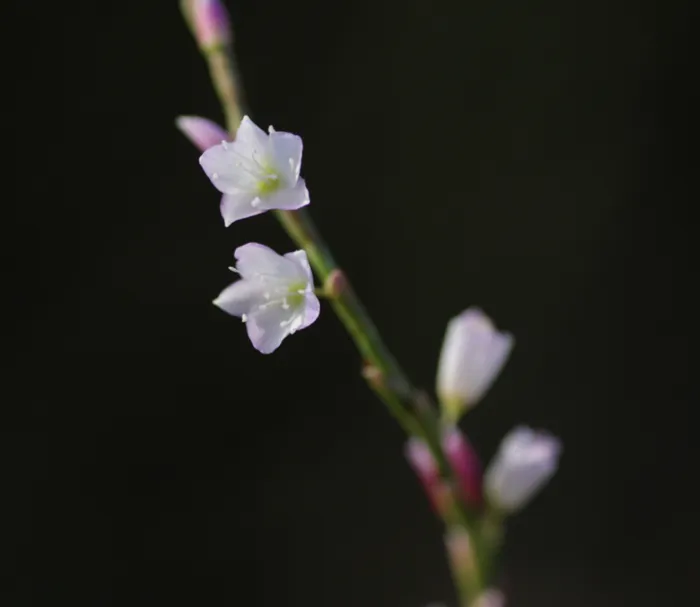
(180, 6, 494, 604)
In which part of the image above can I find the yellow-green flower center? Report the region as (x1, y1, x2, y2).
(257, 171, 281, 195)
(286, 281, 307, 308)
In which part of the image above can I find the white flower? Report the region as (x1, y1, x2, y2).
(436, 307, 514, 421)
(485, 426, 562, 512)
(213, 243, 320, 353)
(199, 115, 310, 226)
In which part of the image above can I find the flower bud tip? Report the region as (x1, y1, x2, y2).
(192, 0, 231, 49)
(324, 269, 347, 298)
(436, 307, 513, 421)
(176, 116, 229, 152)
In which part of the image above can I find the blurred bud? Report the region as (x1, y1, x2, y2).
(361, 363, 385, 391)
(405, 437, 444, 513)
(176, 115, 229, 152)
(192, 0, 231, 49)
(473, 589, 506, 607)
(444, 526, 476, 576)
(324, 269, 348, 298)
(405, 428, 482, 514)
(485, 426, 561, 513)
(443, 426, 482, 506)
(436, 307, 514, 422)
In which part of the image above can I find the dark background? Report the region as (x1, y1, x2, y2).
(4, 0, 694, 605)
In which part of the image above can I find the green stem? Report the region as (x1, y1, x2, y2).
(180, 6, 490, 603)
(445, 526, 484, 607)
(275, 209, 413, 399)
(205, 45, 243, 131)
(477, 506, 505, 588)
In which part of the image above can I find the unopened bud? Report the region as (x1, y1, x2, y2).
(436, 307, 513, 423)
(443, 426, 483, 507)
(473, 589, 506, 607)
(192, 0, 232, 49)
(361, 363, 384, 389)
(176, 115, 229, 152)
(444, 527, 477, 577)
(405, 427, 482, 514)
(324, 269, 347, 298)
(485, 426, 561, 512)
(405, 437, 453, 516)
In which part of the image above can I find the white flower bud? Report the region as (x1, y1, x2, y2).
(485, 426, 561, 512)
(436, 307, 513, 421)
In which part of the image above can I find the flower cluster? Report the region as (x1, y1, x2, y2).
(179, 4, 562, 603)
(407, 308, 561, 514)
(177, 114, 318, 353)
(179, 108, 561, 595)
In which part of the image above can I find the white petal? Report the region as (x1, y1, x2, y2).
(267, 130, 303, 185)
(245, 302, 296, 354)
(259, 178, 310, 211)
(199, 143, 259, 194)
(283, 249, 314, 284)
(219, 192, 261, 226)
(234, 116, 269, 156)
(298, 291, 321, 331)
(234, 243, 305, 283)
(213, 279, 264, 317)
(282, 250, 319, 328)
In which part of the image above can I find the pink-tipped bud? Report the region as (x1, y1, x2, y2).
(176, 116, 229, 152)
(405, 437, 445, 514)
(405, 428, 483, 515)
(192, 0, 231, 48)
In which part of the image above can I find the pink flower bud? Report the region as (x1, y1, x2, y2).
(405, 428, 483, 514)
(443, 426, 483, 506)
(192, 0, 231, 48)
(176, 116, 229, 152)
(405, 437, 444, 513)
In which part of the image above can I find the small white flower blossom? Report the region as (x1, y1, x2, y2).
(213, 243, 320, 354)
(436, 307, 514, 421)
(485, 426, 562, 512)
(199, 115, 310, 226)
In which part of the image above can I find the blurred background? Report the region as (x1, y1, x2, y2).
(5, 0, 694, 605)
